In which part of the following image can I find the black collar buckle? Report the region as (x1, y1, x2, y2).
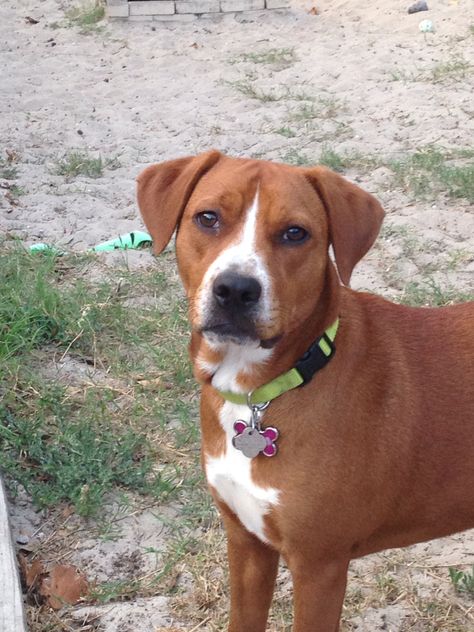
(295, 333, 336, 386)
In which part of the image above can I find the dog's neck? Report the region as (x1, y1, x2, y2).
(190, 264, 341, 396)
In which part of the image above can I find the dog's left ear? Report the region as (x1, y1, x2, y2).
(305, 167, 385, 286)
(137, 150, 222, 254)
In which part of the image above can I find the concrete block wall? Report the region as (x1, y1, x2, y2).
(107, 0, 291, 19)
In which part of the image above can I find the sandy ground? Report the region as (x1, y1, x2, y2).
(1, 0, 473, 630)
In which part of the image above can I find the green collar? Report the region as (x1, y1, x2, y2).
(217, 319, 339, 406)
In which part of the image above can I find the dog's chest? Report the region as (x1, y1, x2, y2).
(205, 401, 280, 543)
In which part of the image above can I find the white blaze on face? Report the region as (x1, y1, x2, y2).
(195, 188, 272, 334)
(194, 188, 274, 393)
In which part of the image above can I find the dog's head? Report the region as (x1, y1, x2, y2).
(137, 150, 383, 350)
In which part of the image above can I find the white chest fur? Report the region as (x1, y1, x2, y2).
(205, 401, 280, 543)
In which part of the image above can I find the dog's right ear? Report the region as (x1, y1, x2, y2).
(137, 150, 222, 254)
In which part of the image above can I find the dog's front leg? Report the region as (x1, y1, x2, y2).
(287, 555, 349, 632)
(223, 513, 279, 632)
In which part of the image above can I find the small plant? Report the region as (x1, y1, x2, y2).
(375, 573, 401, 603)
(319, 147, 346, 172)
(429, 56, 472, 83)
(288, 97, 343, 123)
(280, 149, 311, 166)
(0, 151, 20, 180)
(275, 126, 296, 138)
(0, 161, 18, 180)
(223, 79, 284, 103)
(389, 57, 472, 83)
(66, 1, 105, 30)
(53, 151, 120, 179)
(449, 566, 474, 596)
(9, 184, 25, 198)
(390, 146, 474, 202)
(398, 277, 473, 307)
(439, 163, 474, 202)
(446, 248, 471, 271)
(318, 147, 379, 173)
(235, 47, 297, 66)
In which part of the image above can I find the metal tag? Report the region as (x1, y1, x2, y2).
(232, 420, 279, 458)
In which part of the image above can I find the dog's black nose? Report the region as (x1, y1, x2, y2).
(213, 271, 262, 311)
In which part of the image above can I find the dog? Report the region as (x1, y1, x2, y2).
(137, 150, 474, 631)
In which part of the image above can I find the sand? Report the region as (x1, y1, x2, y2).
(1, 0, 473, 630)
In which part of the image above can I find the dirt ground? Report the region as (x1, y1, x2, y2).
(1, 0, 473, 630)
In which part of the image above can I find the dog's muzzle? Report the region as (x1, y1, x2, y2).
(213, 271, 262, 312)
(200, 271, 262, 343)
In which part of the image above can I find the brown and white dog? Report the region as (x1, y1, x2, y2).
(137, 150, 474, 632)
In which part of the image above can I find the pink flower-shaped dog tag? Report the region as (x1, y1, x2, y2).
(232, 421, 279, 458)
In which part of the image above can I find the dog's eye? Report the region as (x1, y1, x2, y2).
(195, 211, 220, 230)
(281, 226, 309, 244)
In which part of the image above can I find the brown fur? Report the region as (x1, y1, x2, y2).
(137, 150, 474, 631)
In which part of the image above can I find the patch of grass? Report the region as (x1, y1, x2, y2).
(398, 277, 473, 307)
(53, 151, 120, 180)
(375, 573, 402, 603)
(400, 596, 470, 631)
(288, 97, 344, 122)
(0, 160, 18, 180)
(224, 78, 316, 104)
(234, 47, 297, 66)
(389, 56, 472, 84)
(319, 147, 346, 172)
(275, 126, 297, 138)
(0, 388, 177, 516)
(449, 566, 474, 596)
(319, 147, 379, 173)
(379, 223, 425, 261)
(278, 147, 380, 172)
(280, 149, 311, 166)
(389, 69, 418, 82)
(223, 79, 284, 103)
(439, 163, 474, 201)
(390, 146, 474, 202)
(66, 1, 105, 31)
(446, 248, 472, 271)
(0, 246, 195, 517)
(9, 184, 25, 198)
(429, 56, 472, 82)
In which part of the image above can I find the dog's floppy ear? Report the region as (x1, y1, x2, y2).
(305, 167, 384, 286)
(137, 150, 222, 254)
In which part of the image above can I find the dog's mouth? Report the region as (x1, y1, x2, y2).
(200, 320, 259, 345)
(200, 321, 281, 349)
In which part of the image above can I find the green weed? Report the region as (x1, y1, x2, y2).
(318, 147, 378, 173)
(449, 566, 474, 596)
(53, 151, 120, 179)
(439, 163, 474, 201)
(223, 79, 284, 103)
(398, 277, 473, 307)
(66, 1, 105, 30)
(429, 56, 472, 82)
(319, 147, 346, 172)
(288, 97, 344, 122)
(0, 160, 18, 180)
(390, 146, 474, 202)
(235, 47, 297, 66)
(275, 127, 297, 138)
(280, 149, 311, 166)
